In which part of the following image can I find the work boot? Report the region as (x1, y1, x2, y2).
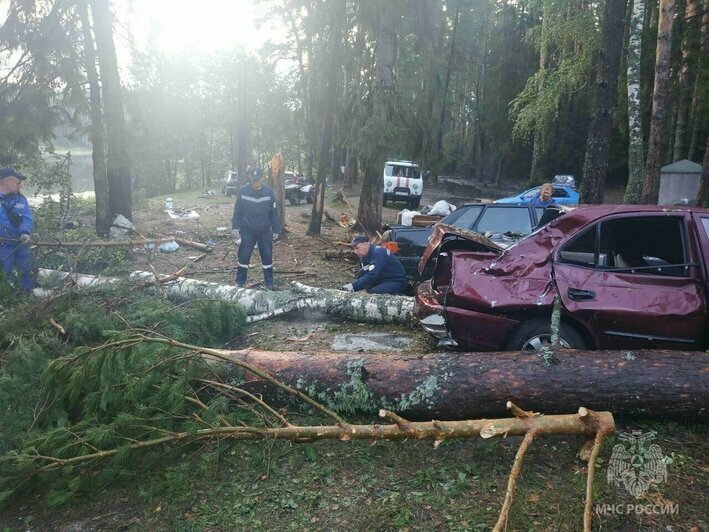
(263, 266, 273, 290)
(235, 266, 248, 287)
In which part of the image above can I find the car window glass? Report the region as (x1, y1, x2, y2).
(702, 217, 709, 238)
(449, 205, 484, 229)
(552, 188, 569, 198)
(601, 217, 687, 275)
(475, 207, 533, 234)
(385, 165, 419, 179)
(558, 227, 597, 267)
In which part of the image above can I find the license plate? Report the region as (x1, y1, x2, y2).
(395, 191, 408, 196)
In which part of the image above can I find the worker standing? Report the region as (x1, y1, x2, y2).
(0, 167, 35, 291)
(231, 167, 280, 289)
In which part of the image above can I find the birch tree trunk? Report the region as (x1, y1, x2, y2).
(77, 0, 110, 236)
(642, 0, 676, 204)
(579, 0, 627, 204)
(37, 270, 415, 325)
(623, 0, 647, 204)
(89, 0, 132, 221)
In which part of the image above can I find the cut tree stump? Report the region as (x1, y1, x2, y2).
(218, 347, 709, 420)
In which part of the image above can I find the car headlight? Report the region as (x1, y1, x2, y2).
(386, 180, 393, 188)
(412, 183, 419, 191)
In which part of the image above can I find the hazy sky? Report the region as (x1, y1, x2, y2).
(117, 0, 270, 57)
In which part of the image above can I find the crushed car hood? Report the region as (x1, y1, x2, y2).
(418, 224, 504, 274)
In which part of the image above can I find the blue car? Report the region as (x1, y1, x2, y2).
(494, 184, 580, 206)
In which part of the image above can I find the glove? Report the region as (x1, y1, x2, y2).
(272, 233, 279, 241)
(341, 283, 354, 292)
(232, 229, 240, 240)
(19, 233, 31, 245)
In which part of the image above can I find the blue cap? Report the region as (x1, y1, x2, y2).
(348, 234, 370, 247)
(249, 167, 263, 181)
(0, 167, 26, 180)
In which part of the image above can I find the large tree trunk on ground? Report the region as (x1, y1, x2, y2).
(642, 0, 676, 204)
(580, 0, 627, 204)
(37, 270, 414, 324)
(221, 348, 709, 420)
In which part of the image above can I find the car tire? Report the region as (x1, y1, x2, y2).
(408, 198, 421, 209)
(288, 194, 301, 206)
(306, 195, 313, 204)
(383, 197, 388, 207)
(505, 318, 586, 351)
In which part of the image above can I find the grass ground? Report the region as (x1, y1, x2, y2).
(2, 418, 706, 531)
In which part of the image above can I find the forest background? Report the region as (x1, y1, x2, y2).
(1, 0, 708, 236)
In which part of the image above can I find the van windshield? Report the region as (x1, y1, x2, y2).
(385, 164, 420, 179)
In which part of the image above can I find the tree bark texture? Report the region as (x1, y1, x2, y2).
(222, 348, 709, 420)
(89, 0, 132, 221)
(37, 269, 414, 325)
(698, 133, 709, 207)
(672, 0, 699, 162)
(77, 0, 110, 236)
(624, 0, 647, 204)
(642, 0, 676, 204)
(308, 0, 345, 236)
(580, 0, 627, 204)
(356, 5, 396, 234)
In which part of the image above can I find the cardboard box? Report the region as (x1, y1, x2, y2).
(396, 213, 444, 226)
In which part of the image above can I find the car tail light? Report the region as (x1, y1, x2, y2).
(382, 241, 399, 254)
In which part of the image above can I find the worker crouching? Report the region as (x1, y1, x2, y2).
(342, 235, 408, 295)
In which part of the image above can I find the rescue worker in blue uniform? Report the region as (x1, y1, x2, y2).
(342, 235, 408, 295)
(0, 167, 35, 290)
(231, 167, 281, 289)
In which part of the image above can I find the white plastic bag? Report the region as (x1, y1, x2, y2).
(428, 200, 456, 216)
(400, 209, 420, 227)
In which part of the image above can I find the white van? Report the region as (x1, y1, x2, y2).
(382, 160, 423, 209)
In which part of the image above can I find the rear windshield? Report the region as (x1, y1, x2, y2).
(385, 164, 420, 179)
(475, 207, 534, 235)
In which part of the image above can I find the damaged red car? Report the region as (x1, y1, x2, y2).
(415, 205, 709, 351)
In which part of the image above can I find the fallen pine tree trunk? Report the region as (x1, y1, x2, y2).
(37, 269, 414, 324)
(218, 347, 709, 420)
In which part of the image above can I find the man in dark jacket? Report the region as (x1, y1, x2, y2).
(231, 167, 281, 289)
(0, 167, 34, 290)
(342, 235, 408, 295)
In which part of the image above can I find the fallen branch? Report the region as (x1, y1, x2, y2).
(2, 236, 213, 253)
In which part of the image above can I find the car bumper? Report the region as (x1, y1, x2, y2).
(384, 191, 421, 201)
(415, 280, 520, 351)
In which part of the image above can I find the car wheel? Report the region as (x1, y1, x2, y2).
(408, 198, 421, 209)
(288, 194, 301, 206)
(505, 318, 586, 351)
(306, 194, 313, 204)
(383, 197, 388, 207)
